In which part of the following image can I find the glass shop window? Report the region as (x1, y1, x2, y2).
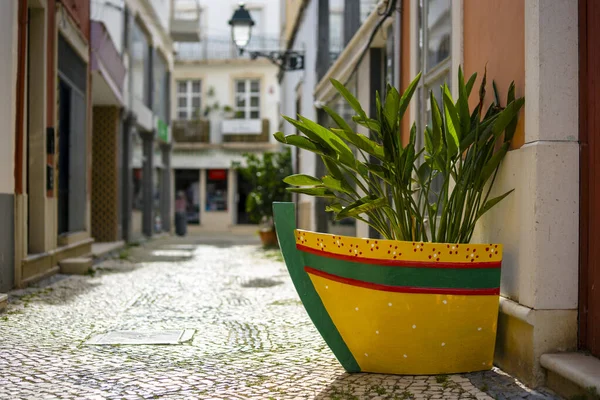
(206, 169, 228, 211)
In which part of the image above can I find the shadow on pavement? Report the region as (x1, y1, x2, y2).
(8, 276, 101, 307)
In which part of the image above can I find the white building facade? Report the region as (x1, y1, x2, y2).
(171, 0, 281, 230)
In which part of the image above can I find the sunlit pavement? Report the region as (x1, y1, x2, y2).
(0, 234, 561, 399)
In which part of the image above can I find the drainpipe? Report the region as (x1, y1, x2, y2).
(14, 0, 27, 195)
(315, 0, 330, 81)
(343, 0, 360, 46)
(314, 0, 330, 233)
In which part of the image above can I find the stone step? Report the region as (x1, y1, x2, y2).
(541, 352, 600, 399)
(59, 257, 93, 275)
(91, 241, 125, 259)
(0, 293, 7, 313)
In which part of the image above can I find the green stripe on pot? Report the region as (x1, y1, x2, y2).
(302, 252, 501, 289)
(273, 202, 360, 372)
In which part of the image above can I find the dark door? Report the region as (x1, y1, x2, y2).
(57, 80, 71, 235)
(579, 0, 600, 357)
(236, 172, 252, 224)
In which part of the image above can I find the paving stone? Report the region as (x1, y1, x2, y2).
(0, 235, 564, 399)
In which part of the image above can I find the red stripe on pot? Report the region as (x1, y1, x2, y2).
(304, 266, 501, 296)
(297, 245, 501, 269)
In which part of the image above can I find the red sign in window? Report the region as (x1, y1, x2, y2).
(208, 169, 227, 181)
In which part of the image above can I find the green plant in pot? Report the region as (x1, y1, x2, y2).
(235, 149, 293, 247)
(271, 67, 524, 375)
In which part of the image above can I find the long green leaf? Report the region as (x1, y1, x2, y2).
(398, 72, 422, 121)
(352, 116, 381, 134)
(442, 86, 461, 157)
(322, 175, 354, 195)
(299, 116, 356, 166)
(282, 116, 330, 146)
(336, 196, 388, 220)
(457, 66, 471, 138)
(475, 189, 514, 221)
(383, 85, 400, 132)
(492, 98, 525, 138)
(322, 105, 353, 132)
(286, 187, 337, 198)
(478, 142, 509, 186)
(465, 72, 478, 96)
(321, 156, 344, 180)
(282, 134, 329, 156)
(330, 128, 385, 160)
(283, 174, 322, 186)
(325, 202, 343, 213)
(429, 91, 443, 155)
(330, 78, 367, 118)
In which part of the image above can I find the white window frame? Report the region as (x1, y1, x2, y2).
(234, 78, 260, 120)
(176, 80, 202, 120)
(413, 0, 453, 210)
(415, 0, 452, 138)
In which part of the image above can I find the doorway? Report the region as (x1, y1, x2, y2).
(579, 0, 600, 357)
(57, 35, 87, 237)
(236, 172, 252, 224)
(174, 169, 200, 224)
(57, 80, 70, 235)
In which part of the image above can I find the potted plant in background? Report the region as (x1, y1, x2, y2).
(273, 67, 524, 375)
(235, 149, 293, 247)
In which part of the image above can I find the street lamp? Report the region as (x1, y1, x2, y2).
(228, 3, 305, 71)
(228, 3, 254, 51)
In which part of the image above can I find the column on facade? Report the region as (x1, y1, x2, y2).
(161, 143, 172, 233)
(141, 130, 155, 237)
(0, 0, 18, 292)
(121, 113, 135, 242)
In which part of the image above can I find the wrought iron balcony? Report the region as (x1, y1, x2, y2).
(173, 118, 271, 147)
(172, 119, 210, 143)
(175, 35, 281, 61)
(221, 119, 270, 143)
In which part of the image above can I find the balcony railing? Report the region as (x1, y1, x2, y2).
(175, 35, 281, 61)
(173, 118, 271, 144)
(222, 119, 270, 143)
(170, 0, 201, 42)
(172, 119, 210, 143)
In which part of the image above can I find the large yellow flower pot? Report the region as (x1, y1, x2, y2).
(274, 202, 502, 375)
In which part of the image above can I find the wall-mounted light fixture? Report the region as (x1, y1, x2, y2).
(228, 3, 304, 71)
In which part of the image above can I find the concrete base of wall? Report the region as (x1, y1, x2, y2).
(20, 237, 94, 288)
(0, 193, 14, 292)
(494, 297, 578, 388)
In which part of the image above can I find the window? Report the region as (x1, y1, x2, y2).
(206, 169, 228, 211)
(234, 79, 260, 119)
(153, 52, 168, 122)
(330, 10, 343, 57)
(416, 0, 452, 205)
(131, 19, 151, 106)
(176, 80, 202, 120)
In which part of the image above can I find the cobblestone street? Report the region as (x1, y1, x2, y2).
(0, 235, 562, 400)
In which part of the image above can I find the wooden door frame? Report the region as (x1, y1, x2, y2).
(579, 0, 600, 354)
(578, 0, 589, 351)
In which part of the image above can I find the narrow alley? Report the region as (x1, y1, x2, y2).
(0, 235, 560, 399)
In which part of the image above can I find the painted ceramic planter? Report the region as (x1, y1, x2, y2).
(273, 202, 502, 375)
